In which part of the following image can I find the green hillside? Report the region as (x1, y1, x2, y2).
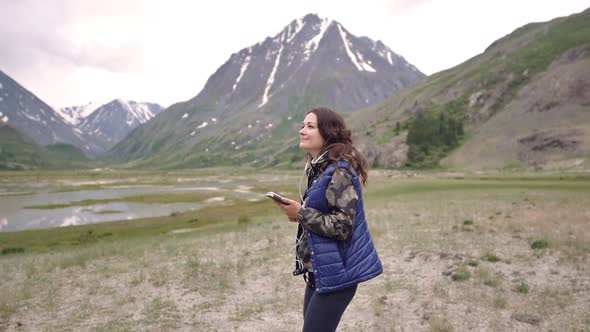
(106, 104, 311, 170)
(0, 124, 50, 170)
(0, 125, 94, 170)
(348, 8, 590, 170)
(45, 143, 93, 169)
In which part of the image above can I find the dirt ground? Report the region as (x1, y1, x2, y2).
(1, 177, 589, 331)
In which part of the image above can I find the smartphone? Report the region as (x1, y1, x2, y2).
(266, 192, 289, 204)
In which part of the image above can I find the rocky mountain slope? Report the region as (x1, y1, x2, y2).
(0, 69, 164, 158)
(0, 70, 96, 155)
(106, 13, 425, 167)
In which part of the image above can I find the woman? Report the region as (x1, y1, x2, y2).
(275, 107, 383, 331)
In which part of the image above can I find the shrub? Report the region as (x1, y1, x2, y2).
(484, 278, 500, 287)
(452, 268, 471, 281)
(494, 297, 508, 308)
(78, 230, 97, 244)
(482, 252, 500, 262)
(515, 281, 530, 294)
(97, 232, 113, 239)
(530, 239, 549, 250)
(1, 247, 25, 255)
(238, 215, 251, 224)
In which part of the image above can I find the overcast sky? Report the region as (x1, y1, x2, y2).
(1, 0, 588, 109)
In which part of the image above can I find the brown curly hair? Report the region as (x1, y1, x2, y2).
(308, 107, 368, 185)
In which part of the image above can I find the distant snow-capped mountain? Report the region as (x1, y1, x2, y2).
(0, 69, 166, 159)
(0, 70, 95, 153)
(78, 99, 164, 155)
(56, 102, 103, 125)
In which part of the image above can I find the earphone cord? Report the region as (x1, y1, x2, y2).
(288, 237, 305, 273)
(299, 150, 327, 201)
(298, 160, 308, 202)
(289, 161, 307, 275)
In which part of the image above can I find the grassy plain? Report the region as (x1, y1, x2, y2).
(1, 169, 589, 331)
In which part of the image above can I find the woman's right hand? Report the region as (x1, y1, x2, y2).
(274, 198, 302, 222)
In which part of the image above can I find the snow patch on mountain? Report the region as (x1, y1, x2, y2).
(304, 17, 332, 59)
(387, 52, 394, 65)
(338, 24, 375, 72)
(22, 110, 40, 122)
(56, 101, 103, 125)
(233, 55, 251, 91)
(115, 99, 155, 125)
(259, 38, 285, 107)
(286, 17, 304, 43)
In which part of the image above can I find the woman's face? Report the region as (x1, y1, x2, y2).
(299, 112, 325, 158)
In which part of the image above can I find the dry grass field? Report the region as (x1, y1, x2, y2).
(1, 170, 589, 331)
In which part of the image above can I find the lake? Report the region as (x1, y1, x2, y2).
(0, 172, 295, 232)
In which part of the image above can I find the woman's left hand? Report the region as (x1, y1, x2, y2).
(274, 197, 301, 222)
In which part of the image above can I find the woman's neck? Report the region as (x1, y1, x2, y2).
(311, 150, 327, 163)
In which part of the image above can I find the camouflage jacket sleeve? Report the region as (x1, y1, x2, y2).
(298, 169, 358, 241)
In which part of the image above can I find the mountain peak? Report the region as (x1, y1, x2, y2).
(302, 13, 321, 20)
(185, 13, 425, 113)
(57, 101, 103, 125)
(78, 100, 164, 155)
(107, 14, 425, 166)
(285, 13, 333, 42)
(300, 13, 330, 25)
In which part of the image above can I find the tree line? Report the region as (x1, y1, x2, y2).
(405, 111, 465, 168)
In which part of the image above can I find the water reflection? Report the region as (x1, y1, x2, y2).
(0, 200, 203, 232)
(0, 186, 257, 232)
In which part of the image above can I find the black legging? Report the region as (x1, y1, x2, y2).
(302, 283, 357, 332)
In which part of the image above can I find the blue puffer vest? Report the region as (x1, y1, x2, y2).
(302, 160, 383, 293)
